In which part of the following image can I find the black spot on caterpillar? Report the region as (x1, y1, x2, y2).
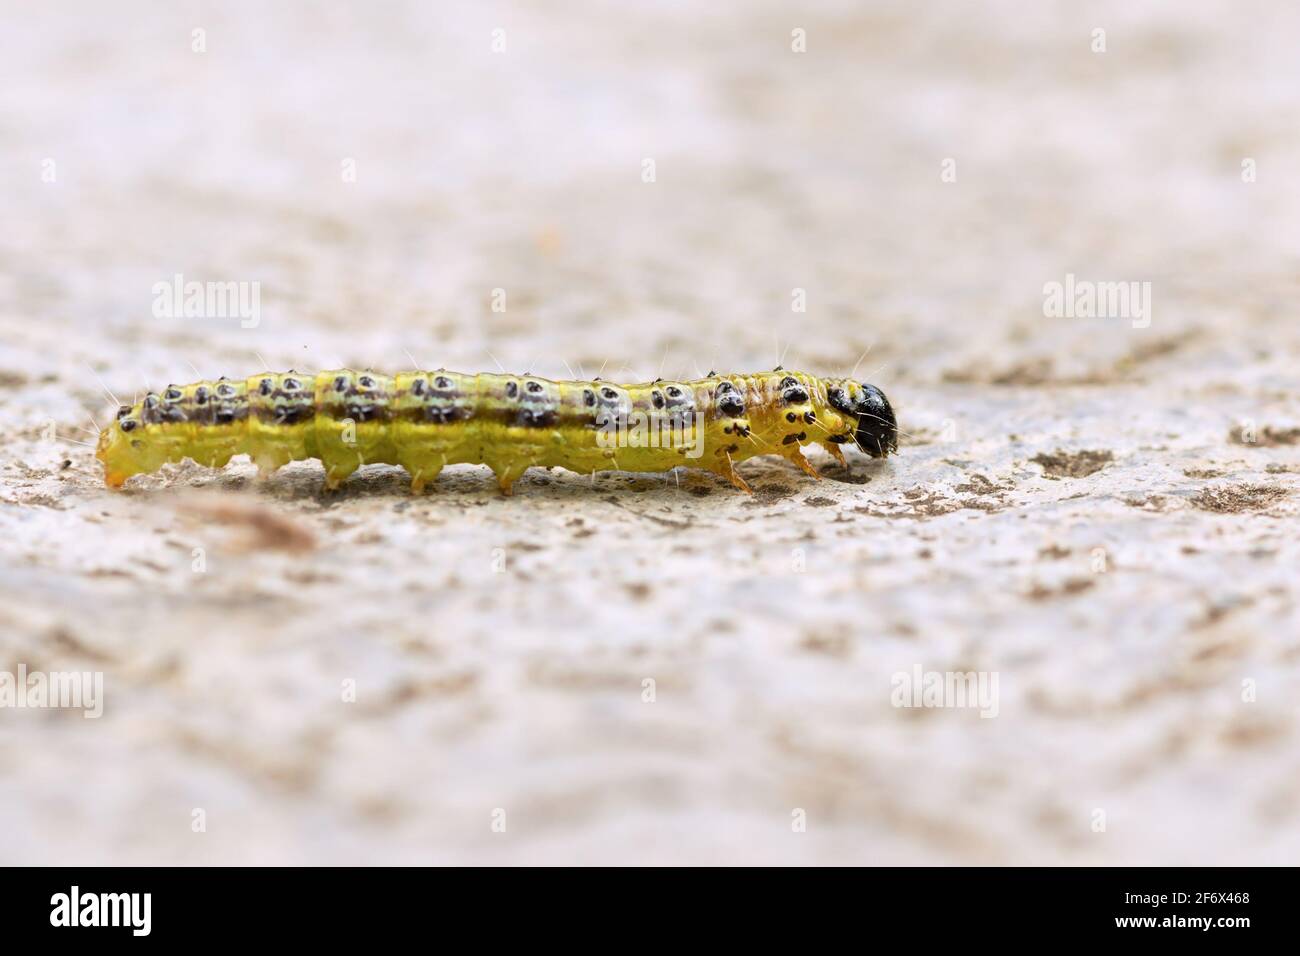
(96, 369, 897, 495)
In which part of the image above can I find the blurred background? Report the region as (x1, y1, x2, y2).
(1, 0, 1297, 864)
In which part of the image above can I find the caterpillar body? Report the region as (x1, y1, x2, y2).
(95, 368, 897, 494)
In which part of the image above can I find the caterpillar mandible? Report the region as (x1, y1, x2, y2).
(95, 368, 898, 494)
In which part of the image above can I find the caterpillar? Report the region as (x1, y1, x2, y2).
(94, 368, 897, 494)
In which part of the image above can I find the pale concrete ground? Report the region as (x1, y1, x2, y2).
(1, 1, 1298, 864)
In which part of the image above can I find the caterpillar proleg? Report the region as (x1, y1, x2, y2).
(95, 368, 898, 494)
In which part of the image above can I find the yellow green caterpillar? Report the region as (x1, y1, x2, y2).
(95, 368, 897, 494)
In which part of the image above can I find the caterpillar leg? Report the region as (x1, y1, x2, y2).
(253, 451, 291, 481)
(492, 461, 531, 496)
(322, 462, 359, 492)
(786, 447, 823, 480)
(820, 441, 847, 467)
(719, 451, 753, 494)
(401, 456, 445, 494)
(408, 469, 430, 494)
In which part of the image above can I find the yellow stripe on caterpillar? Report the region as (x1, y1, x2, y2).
(95, 368, 898, 494)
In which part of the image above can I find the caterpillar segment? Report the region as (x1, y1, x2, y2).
(95, 369, 898, 494)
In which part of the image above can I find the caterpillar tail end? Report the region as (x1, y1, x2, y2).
(95, 423, 133, 489)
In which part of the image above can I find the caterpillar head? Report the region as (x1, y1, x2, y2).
(96, 405, 164, 488)
(826, 381, 898, 458)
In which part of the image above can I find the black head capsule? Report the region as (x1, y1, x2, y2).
(828, 382, 897, 458)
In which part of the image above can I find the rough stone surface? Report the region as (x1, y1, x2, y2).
(1, 1, 1298, 864)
